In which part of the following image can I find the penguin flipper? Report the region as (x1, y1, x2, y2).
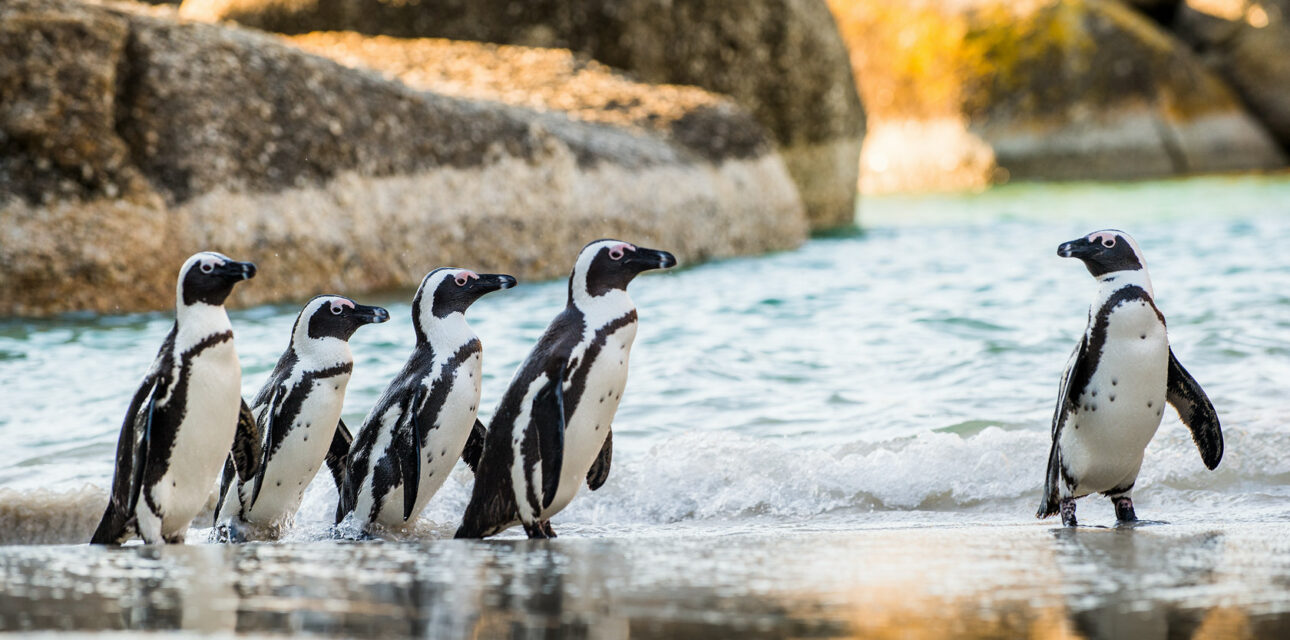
(461, 419, 487, 474)
(213, 457, 236, 527)
(249, 385, 286, 510)
(92, 375, 158, 544)
(586, 427, 612, 491)
(231, 399, 262, 481)
(325, 419, 353, 494)
(1038, 338, 1085, 519)
(1166, 348, 1223, 470)
(533, 363, 567, 510)
(397, 390, 425, 522)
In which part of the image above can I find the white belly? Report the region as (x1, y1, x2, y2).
(150, 341, 242, 537)
(372, 354, 483, 527)
(1061, 302, 1169, 496)
(241, 375, 350, 526)
(541, 323, 635, 519)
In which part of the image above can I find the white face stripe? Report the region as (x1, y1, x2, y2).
(571, 240, 633, 306)
(1087, 228, 1148, 274)
(175, 251, 233, 309)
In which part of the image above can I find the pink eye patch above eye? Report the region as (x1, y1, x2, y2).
(455, 271, 480, 286)
(331, 299, 355, 313)
(1087, 232, 1117, 247)
(608, 243, 636, 260)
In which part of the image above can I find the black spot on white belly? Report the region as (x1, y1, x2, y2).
(1109, 395, 1115, 402)
(1141, 334, 1146, 339)
(1112, 379, 1118, 386)
(1147, 401, 1153, 408)
(276, 481, 281, 487)
(1091, 390, 1097, 397)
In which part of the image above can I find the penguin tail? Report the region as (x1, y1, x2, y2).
(90, 502, 130, 545)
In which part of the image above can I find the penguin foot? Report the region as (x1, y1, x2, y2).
(540, 520, 557, 539)
(1059, 498, 1077, 527)
(1113, 497, 1137, 523)
(522, 521, 551, 540)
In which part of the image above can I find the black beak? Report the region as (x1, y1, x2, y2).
(625, 247, 678, 272)
(216, 260, 257, 281)
(1057, 238, 1094, 260)
(477, 273, 518, 293)
(353, 304, 390, 325)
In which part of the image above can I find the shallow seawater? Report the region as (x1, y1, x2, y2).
(3, 175, 1290, 637)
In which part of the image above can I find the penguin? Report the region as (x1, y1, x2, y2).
(337, 268, 516, 531)
(212, 295, 390, 539)
(1037, 229, 1223, 527)
(456, 239, 677, 539)
(90, 251, 257, 544)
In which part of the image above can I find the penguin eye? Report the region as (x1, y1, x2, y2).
(608, 247, 625, 260)
(200, 263, 214, 274)
(1102, 238, 1116, 248)
(330, 304, 343, 315)
(455, 275, 469, 287)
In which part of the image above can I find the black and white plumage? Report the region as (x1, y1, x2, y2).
(1037, 230, 1222, 527)
(337, 268, 516, 530)
(456, 240, 676, 539)
(213, 295, 389, 539)
(90, 252, 257, 544)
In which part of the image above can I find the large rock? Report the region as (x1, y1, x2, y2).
(0, 0, 805, 316)
(828, 0, 1285, 193)
(1171, 0, 1290, 152)
(179, 0, 865, 229)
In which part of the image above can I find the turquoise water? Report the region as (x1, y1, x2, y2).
(3, 176, 1290, 538)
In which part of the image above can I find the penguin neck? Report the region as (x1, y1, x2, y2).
(1096, 268, 1153, 298)
(175, 301, 232, 347)
(294, 334, 353, 372)
(571, 287, 635, 326)
(416, 311, 476, 351)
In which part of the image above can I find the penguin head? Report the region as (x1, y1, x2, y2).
(296, 295, 390, 343)
(569, 239, 678, 303)
(178, 251, 257, 307)
(411, 268, 516, 339)
(1058, 230, 1147, 278)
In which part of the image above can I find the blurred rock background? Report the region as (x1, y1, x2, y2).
(2, 0, 1287, 314)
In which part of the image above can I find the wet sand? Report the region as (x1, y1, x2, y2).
(2, 520, 1288, 638)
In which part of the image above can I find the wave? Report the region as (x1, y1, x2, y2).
(5, 426, 1288, 545)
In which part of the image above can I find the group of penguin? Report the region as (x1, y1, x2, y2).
(89, 239, 677, 544)
(87, 229, 1226, 545)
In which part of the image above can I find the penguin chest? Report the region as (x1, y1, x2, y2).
(542, 322, 636, 518)
(243, 374, 351, 525)
(154, 340, 242, 532)
(1061, 303, 1169, 495)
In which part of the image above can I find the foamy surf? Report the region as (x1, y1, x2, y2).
(7, 423, 1286, 546)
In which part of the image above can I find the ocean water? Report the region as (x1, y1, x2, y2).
(3, 176, 1290, 542)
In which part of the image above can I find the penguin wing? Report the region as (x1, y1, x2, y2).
(1166, 348, 1223, 470)
(324, 418, 353, 494)
(529, 362, 567, 510)
(214, 400, 262, 525)
(461, 419, 487, 474)
(586, 427, 612, 491)
(248, 384, 288, 510)
(1038, 337, 1086, 519)
(395, 388, 424, 522)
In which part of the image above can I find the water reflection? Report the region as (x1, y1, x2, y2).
(2, 524, 1289, 638)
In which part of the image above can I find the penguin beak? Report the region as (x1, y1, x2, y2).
(476, 274, 518, 293)
(353, 304, 390, 325)
(624, 247, 678, 273)
(216, 260, 257, 281)
(1057, 238, 1094, 260)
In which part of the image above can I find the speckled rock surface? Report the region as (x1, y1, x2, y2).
(829, 0, 1285, 193)
(178, 0, 865, 229)
(0, 0, 805, 316)
(1171, 0, 1290, 152)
